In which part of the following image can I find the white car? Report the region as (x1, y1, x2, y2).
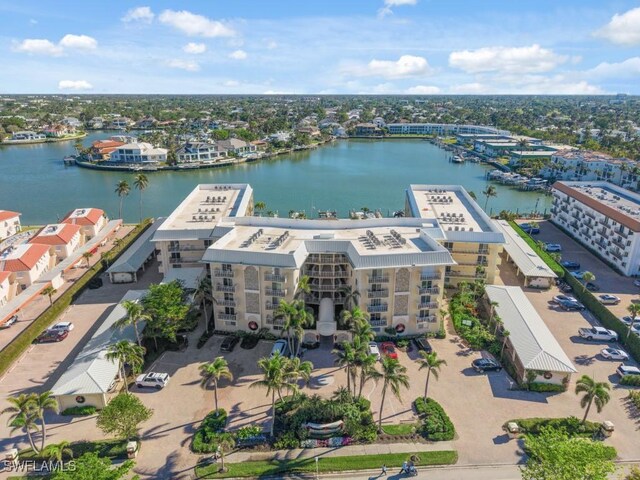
(617, 364, 640, 377)
(570, 271, 586, 280)
(634, 279, 640, 288)
(552, 295, 577, 304)
(598, 294, 621, 305)
(368, 342, 381, 360)
(48, 322, 74, 332)
(544, 243, 562, 252)
(600, 348, 629, 361)
(135, 372, 170, 390)
(270, 339, 289, 358)
(620, 316, 640, 326)
(578, 326, 618, 342)
(629, 324, 640, 337)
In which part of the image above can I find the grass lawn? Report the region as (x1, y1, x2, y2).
(381, 423, 417, 435)
(196, 450, 457, 478)
(19, 439, 130, 461)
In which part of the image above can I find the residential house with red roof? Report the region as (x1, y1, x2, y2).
(30, 223, 82, 260)
(89, 139, 125, 161)
(62, 208, 108, 239)
(0, 210, 21, 239)
(0, 244, 53, 289)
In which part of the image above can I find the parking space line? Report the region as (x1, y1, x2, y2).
(148, 352, 167, 372)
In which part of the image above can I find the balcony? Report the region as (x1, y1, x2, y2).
(417, 315, 436, 324)
(420, 273, 441, 281)
(584, 211, 595, 220)
(446, 271, 483, 278)
(569, 221, 579, 229)
(367, 304, 388, 313)
(216, 284, 236, 292)
(418, 286, 440, 295)
(596, 227, 607, 236)
(265, 288, 286, 297)
(614, 228, 629, 239)
(370, 319, 387, 327)
(265, 302, 279, 310)
(598, 219, 610, 228)
(310, 284, 338, 292)
(264, 273, 286, 282)
(218, 300, 236, 307)
(612, 238, 627, 249)
(457, 260, 489, 267)
(610, 249, 624, 260)
(168, 244, 205, 253)
(418, 301, 439, 309)
(305, 270, 349, 278)
(367, 289, 389, 298)
(213, 269, 234, 278)
(218, 313, 236, 321)
(368, 275, 389, 283)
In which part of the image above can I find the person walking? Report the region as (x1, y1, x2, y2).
(381, 464, 387, 476)
(400, 461, 408, 474)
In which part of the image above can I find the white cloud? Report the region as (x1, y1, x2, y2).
(449, 76, 604, 95)
(449, 44, 567, 74)
(122, 6, 155, 23)
(378, 0, 418, 18)
(183, 42, 206, 54)
(58, 80, 93, 90)
(449, 82, 490, 94)
(224, 80, 239, 87)
(588, 57, 640, 79)
(405, 85, 440, 94)
(13, 39, 63, 56)
(228, 49, 247, 60)
(344, 55, 431, 79)
(166, 59, 200, 72)
(59, 34, 97, 50)
(158, 9, 235, 37)
(266, 40, 278, 50)
(594, 7, 640, 46)
(29, 19, 37, 25)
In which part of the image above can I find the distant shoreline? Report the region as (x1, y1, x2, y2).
(0, 132, 87, 146)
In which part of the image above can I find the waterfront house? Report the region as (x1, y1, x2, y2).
(134, 117, 157, 129)
(0, 211, 21, 240)
(297, 126, 321, 137)
(0, 271, 13, 306)
(62, 117, 82, 128)
(268, 131, 292, 143)
(43, 124, 73, 138)
(0, 243, 54, 289)
(355, 123, 382, 136)
(110, 117, 133, 129)
(30, 223, 82, 260)
(87, 117, 105, 129)
(176, 142, 226, 163)
(9, 131, 46, 141)
(217, 138, 256, 156)
(89, 139, 126, 161)
(62, 208, 108, 239)
(251, 140, 268, 151)
(110, 142, 168, 164)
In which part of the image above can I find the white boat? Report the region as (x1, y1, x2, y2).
(452, 156, 464, 163)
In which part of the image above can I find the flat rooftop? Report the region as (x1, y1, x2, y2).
(406, 186, 484, 232)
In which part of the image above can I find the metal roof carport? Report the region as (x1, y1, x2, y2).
(107, 219, 162, 284)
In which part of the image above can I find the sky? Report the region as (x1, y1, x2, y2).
(1, 0, 640, 94)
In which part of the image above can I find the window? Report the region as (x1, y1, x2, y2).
(223, 277, 233, 287)
(204, 239, 212, 248)
(443, 242, 453, 251)
(371, 298, 381, 307)
(222, 264, 232, 272)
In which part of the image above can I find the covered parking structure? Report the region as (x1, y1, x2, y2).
(485, 285, 576, 386)
(107, 219, 162, 284)
(494, 220, 556, 289)
(51, 290, 147, 411)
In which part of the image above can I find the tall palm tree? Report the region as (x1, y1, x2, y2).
(106, 340, 145, 393)
(357, 353, 381, 398)
(249, 354, 296, 437)
(378, 357, 409, 432)
(500, 330, 511, 359)
(199, 357, 233, 412)
(133, 173, 149, 223)
(626, 303, 640, 341)
(482, 185, 498, 211)
(339, 285, 361, 310)
(194, 277, 213, 334)
(113, 300, 150, 347)
(2, 394, 39, 453)
(115, 180, 130, 220)
(31, 391, 58, 451)
(254, 201, 266, 215)
(42, 440, 73, 462)
(284, 357, 314, 397)
(82, 251, 93, 268)
(294, 275, 311, 300)
(575, 375, 610, 423)
(274, 300, 297, 356)
(581, 271, 595, 293)
(41, 286, 57, 306)
(341, 306, 369, 332)
(351, 318, 375, 342)
(333, 342, 357, 394)
(417, 351, 447, 401)
(290, 300, 314, 357)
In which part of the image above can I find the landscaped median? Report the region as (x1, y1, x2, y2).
(0, 219, 153, 377)
(195, 450, 458, 478)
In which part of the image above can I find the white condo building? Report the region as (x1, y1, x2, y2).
(110, 142, 168, 164)
(386, 123, 510, 136)
(153, 184, 504, 338)
(551, 181, 640, 276)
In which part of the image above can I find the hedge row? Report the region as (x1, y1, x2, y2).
(527, 382, 566, 393)
(508, 221, 564, 276)
(0, 220, 152, 376)
(414, 397, 455, 441)
(620, 375, 640, 387)
(505, 416, 601, 437)
(61, 405, 97, 416)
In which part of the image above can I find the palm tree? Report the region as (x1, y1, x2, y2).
(2, 394, 39, 453)
(549, 252, 562, 263)
(581, 271, 595, 292)
(42, 440, 73, 462)
(194, 277, 213, 334)
(627, 303, 640, 340)
(115, 180, 130, 220)
(417, 351, 447, 401)
(333, 342, 357, 394)
(377, 357, 409, 432)
(500, 330, 511, 359)
(200, 357, 234, 412)
(41, 286, 57, 306)
(341, 306, 369, 332)
(482, 185, 498, 211)
(106, 340, 145, 393)
(249, 354, 296, 437)
(285, 357, 314, 397)
(351, 318, 375, 342)
(216, 436, 235, 473)
(82, 251, 93, 268)
(290, 301, 314, 357)
(575, 375, 610, 423)
(339, 285, 361, 310)
(114, 300, 150, 347)
(357, 353, 381, 397)
(294, 275, 311, 300)
(274, 300, 297, 356)
(113, 238, 124, 250)
(254, 201, 266, 215)
(31, 391, 58, 451)
(133, 173, 149, 223)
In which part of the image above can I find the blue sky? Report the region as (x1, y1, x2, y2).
(1, 0, 640, 94)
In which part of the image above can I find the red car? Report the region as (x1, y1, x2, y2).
(380, 342, 398, 359)
(35, 330, 68, 343)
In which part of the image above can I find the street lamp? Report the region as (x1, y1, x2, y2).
(315, 457, 319, 479)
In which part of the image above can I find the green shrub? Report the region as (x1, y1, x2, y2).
(61, 405, 97, 416)
(273, 431, 299, 449)
(449, 292, 496, 350)
(508, 222, 564, 276)
(527, 382, 566, 393)
(414, 397, 455, 441)
(620, 375, 640, 387)
(506, 417, 600, 437)
(235, 425, 263, 441)
(628, 391, 640, 409)
(396, 339, 409, 348)
(191, 409, 231, 453)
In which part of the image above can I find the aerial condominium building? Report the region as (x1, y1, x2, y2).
(154, 184, 505, 337)
(551, 181, 640, 276)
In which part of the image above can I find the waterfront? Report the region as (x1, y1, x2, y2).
(0, 133, 552, 224)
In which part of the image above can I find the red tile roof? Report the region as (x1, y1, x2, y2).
(62, 208, 105, 226)
(0, 211, 21, 221)
(0, 271, 10, 283)
(30, 223, 81, 246)
(0, 244, 50, 272)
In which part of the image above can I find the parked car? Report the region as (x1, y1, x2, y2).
(544, 243, 562, 252)
(570, 271, 586, 279)
(560, 261, 580, 270)
(600, 348, 629, 361)
(270, 339, 289, 358)
(0, 315, 18, 329)
(634, 279, 640, 288)
(472, 358, 502, 373)
(368, 341, 381, 360)
(220, 335, 240, 352)
(88, 277, 103, 289)
(520, 223, 540, 234)
(552, 294, 577, 304)
(135, 372, 170, 389)
(413, 337, 432, 353)
(35, 330, 68, 343)
(621, 316, 640, 326)
(617, 364, 640, 377)
(585, 282, 600, 292)
(579, 326, 618, 342)
(48, 322, 74, 333)
(598, 294, 620, 305)
(629, 324, 640, 337)
(380, 342, 398, 359)
(558, 299, 585, 311)
(557, 281, 573, 293)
